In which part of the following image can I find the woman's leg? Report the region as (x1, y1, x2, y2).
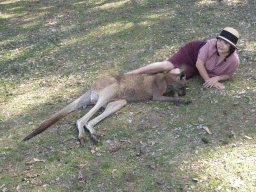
(127, 60, 176, 74)
(169, 68, 181, 74)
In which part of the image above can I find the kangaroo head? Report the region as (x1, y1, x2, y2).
(165, 64, 187, 96)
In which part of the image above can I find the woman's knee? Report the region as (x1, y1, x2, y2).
(169, 68, 181, 74)
(161, 60, 175, 71)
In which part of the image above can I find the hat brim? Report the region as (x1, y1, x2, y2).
(217, 36, 238, 49)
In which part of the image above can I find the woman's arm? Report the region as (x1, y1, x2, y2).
(195, 58, 230, 89)
(205, 75, 230, 85)
(195, 58, 211, 81)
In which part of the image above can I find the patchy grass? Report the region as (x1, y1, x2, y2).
(1, 0, 256, 191)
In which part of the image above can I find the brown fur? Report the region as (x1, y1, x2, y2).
(23, 65, 187, 146)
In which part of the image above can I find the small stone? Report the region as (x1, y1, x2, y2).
(233, 102, 239, 106)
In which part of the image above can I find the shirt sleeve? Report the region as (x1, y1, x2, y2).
(197, 41, 210, 62)
(223, 55, 240, 78)
(197, 39, 217, 62)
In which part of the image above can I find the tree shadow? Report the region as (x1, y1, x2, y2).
(0, 0, 255, 138)
(1, 1, 256, 191)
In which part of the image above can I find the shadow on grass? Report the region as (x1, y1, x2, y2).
(1, 0, 254, 77)
(1, 0, 256, 191)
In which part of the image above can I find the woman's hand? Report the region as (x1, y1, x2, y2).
(204, 75, 230, 89)
(213, 82, 225, 89)
(204, 76, 219, 88)
(204, 77, 225, 89)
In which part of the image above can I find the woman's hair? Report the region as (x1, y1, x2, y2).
(227, 46, 236, 58)
(216, 38, 236, 61)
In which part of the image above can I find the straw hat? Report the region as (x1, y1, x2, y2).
(217, 27, 239, 49)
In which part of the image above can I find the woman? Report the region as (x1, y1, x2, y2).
(128, 27, 240, 89)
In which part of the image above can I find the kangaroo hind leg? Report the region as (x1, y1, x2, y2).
(86, 99, 127, 142)
(73, 89, 93, 110)
(76, 84, 119, 146)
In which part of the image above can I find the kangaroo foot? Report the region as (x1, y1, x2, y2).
(90, 133, 100, 143)
(79, 137, 86, 147)
(85, 123, 99, 143)
(76, 121, 87, 147)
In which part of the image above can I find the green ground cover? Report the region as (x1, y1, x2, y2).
(1, 0, 256, 191)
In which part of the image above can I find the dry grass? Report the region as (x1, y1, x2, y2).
(1, 0, 256, 191)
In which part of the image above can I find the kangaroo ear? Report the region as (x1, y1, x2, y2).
(176, 71, 186, 80)
(179, 64, 186, 80)
(179, 71, 186, 80)
(180, 64, 187, 73)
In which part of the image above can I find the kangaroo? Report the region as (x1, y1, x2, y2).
(23, 65, 187, 146)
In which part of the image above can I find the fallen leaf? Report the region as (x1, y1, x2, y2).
(79, 163, 88, 169)
(26, 160, 35, 165)
(95, 147, 100, 151)
(231, 160, 244, 164)
(91, 150, 95, 154)
(244, 135, 252, 140)
(111, 169, 117, 174)
(26, 173, 39, 178)
(111, 169, 117, 178)
(34, 158, 45, 162)
(31, 179, 42, 185)
(202, 126, 212, 134)
(152, 125, 159, 129)
(78, 170, 83, 179)
(198, 117, 204, 122)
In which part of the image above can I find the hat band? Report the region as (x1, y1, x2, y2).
(219, 30, 238, 45)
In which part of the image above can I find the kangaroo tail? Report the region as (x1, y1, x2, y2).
(23, 90, 92, 141)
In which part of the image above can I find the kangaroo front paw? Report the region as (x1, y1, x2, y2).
(173, 100, 181, 106)
(184, 100, 192, 105)
(173, 98, 192, 106)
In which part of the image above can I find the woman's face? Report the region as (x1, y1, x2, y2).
(217, 38, 231, 55)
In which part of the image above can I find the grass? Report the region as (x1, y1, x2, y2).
(1, 0, 256, 191)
